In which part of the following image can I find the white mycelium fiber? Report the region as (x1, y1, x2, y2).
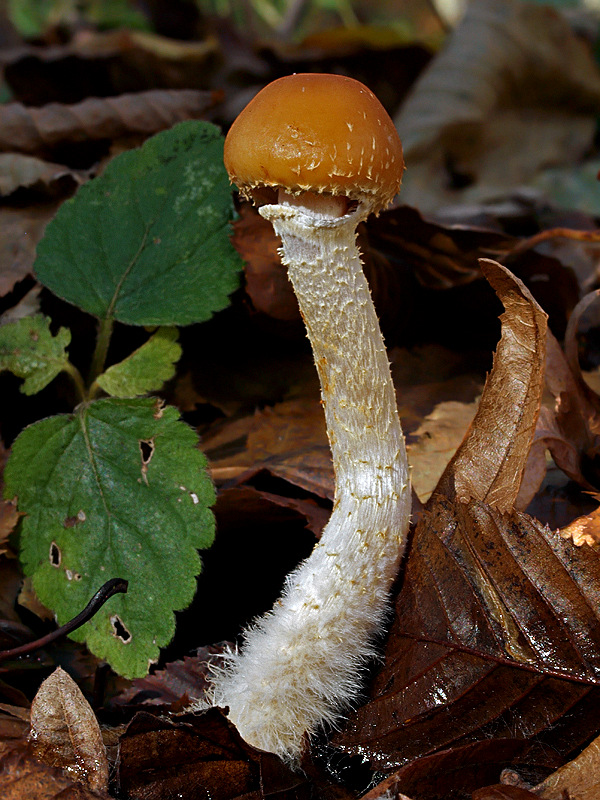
(208, 199, 411, 764)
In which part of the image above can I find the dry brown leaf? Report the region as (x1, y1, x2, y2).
(0, 153, 86, 197)
(359, 773, 414, 800)
(0, 89, 219, 155)
(395, 0, 600, 211)
(560, 496, 600, 548)
(0, 704, 30, 740)
(407, 398, 479, 503)
(117, 708, 307, 800)
(231, 204, 299, 321)
(0, 201, 62, 296)
(436, 259, 547, 512)
(472, 786, 541, 799)
(113, 644, 231, 709)
(533, 300, 600, 491)
(0, 497, 19, 556)
(0, 739, 109, 800)
(533, 733, 600, 799)
(563, 289, 600, 429)
(29, 667, 108, 794)
(204, 398, 334, 499)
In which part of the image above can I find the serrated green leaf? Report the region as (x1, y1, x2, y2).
(0, 315, 71, 394)
(97, 327, 181, 398)
(4, 397, 215, 678)
(34, 120, 243, 326)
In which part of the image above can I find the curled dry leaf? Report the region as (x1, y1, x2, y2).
(563, 289, 600, 426)
(533, 294, 600, 491)
(0, 153, 86, 197)
(436, 259, 547, 512)
(29, 667, 108, 794)
(560, 496, 600, 548)
(332, 262, 600, 784)
(532, 731, 600, 799)
(395, 0, 600, 211)
(0, 89, 219, 156)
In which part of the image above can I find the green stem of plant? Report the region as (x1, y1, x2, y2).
(87, 380, 102, 401)
(63, 361, 87, 403)
(88, 317, 114, 387)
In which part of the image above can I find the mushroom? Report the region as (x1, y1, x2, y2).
(211, 73, 411, 764)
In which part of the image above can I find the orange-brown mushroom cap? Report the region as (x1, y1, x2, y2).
(224, 73, 404, 214)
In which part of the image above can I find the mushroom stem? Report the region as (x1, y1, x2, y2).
(210, 198, 411, 763)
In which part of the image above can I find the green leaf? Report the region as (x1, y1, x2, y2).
(0, 315, 71, 395)
(97, 327, 182, 398)
(8, 0, 150, 39)
(85, 0, 151, 31)
(34, 121, 243, 327)
(4, 397, 215, 678)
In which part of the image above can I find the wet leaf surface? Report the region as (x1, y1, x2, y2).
(117, 708, 310, 800)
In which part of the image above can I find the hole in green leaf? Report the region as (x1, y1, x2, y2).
(140, 438, 155, 486)
(49, 542, 61, 567)
(110, 614, 132, 644)
(140, 439, 154, 464)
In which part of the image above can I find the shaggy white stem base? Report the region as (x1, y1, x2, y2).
(207, 200, 411, 764)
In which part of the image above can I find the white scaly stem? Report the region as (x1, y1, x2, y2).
(209, 199, 411, 764)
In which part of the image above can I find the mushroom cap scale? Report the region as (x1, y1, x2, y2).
(224, 73, 404, 213)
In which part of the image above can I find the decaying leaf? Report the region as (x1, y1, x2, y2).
(112, 644, 232, 709)
(333, 494, 600, 775)
(0, 152, 86, 197)
(117, 708, 308, 800)
(560, 496, 600, 548)
(0, 738, 108, 800)
(0, 89, 219, 155)
(359, 773, 414, 800)
(472, 785, 541, 799)
(396, 0, 600, 211)
(436, 259, 547, 512)
(204, 397, 334, 500)
(532, 294, 600, 491)
(352, 741, 548, 800)
(0, 200, 62, 297)
(407, 398, 479, 503)
(232, 204, 300, 322)
(332, 262, 600, 786)
(29, 667, 109, 793)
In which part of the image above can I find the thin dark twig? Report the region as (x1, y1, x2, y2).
(0, 578, 128, 662)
